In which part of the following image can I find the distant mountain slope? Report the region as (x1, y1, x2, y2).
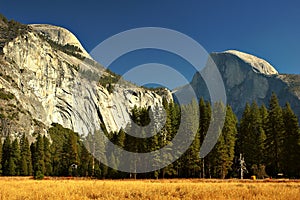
(175, 50, 300, 118)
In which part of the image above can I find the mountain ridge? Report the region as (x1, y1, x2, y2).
(175, 51, 300, 118)
(1, 15, 300, 138)
(0, 17, 172, 137)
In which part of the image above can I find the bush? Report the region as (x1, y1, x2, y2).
(34, 171, 44, 180)
(0, 13, 8, 23)
(0, 89, 15, 100)
(38, 34, 84, 60)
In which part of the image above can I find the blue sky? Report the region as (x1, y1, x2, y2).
(1, 0, 300, 86)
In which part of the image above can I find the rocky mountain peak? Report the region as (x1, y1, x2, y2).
(223, 50, 278, 76)
(30, 24, 91, 59)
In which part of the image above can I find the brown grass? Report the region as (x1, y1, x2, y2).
(0, 177, 299, 200)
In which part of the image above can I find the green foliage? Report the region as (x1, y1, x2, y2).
(0, 139, 2, 174)
(207, 104, 237, 178)
(38, 34, 84, 60)
(0, 15, 29, 53)
(1, 136, 11, 175)
(0, 13, 8, 23)
(20, 134, 32, 176)
(43, 136, 52, 176)
(34, 170, 44, 180)
(0, 89, 15, 100)
(48, 123, 80, 176)
(0, 90, 300, 179)
(282, 103, 300, 177)
(33, 134, 45, 178)
(265, 93, 285, 176)
(98, 70, 121, 93)
(238, 102, 266, 176)
(79, 69, 100, 82)
(11, 139, 21, 175)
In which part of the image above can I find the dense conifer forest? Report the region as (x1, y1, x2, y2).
(0, 93, 299, 179)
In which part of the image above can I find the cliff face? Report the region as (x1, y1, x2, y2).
(0, 21, 172, 136)
(179, 50, 300, 118)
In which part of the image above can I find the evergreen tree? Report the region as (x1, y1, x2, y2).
(238, 103, 251, 156)
(20, 134, 32, 176)
(260, 104, 269, 132)
(219, 105, 237, 178)
(282, 103, 300, 177)
(68, 133, 80, 176)
(0, 138, 2, 175)
(79, 142, 92, 177)
(208, 104, 237, 178)
(48, 123, 78, 176)
(179, 99, 200, 178)
(43, 136, 52, 176)
(265, 93, 285, 176)
(2, 136, 11, 175)
(30, 142, 36, 175)
(198, 99, 211, 178)
(11, 138, 21, 175)
(33, 134, 45, 179)
(238, 102, 266, 177)
(93, 129, 107, 178)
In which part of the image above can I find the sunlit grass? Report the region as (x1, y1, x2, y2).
(0, 177, 299, 200)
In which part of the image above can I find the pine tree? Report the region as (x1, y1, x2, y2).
(0, 138, 2, 175)
(260, 104, 269, 132)
(20, 134, 32, 176)
(2, 136, 11, 175)
(79, 141, 92, 177)
(238, 102, 266, 177)
(238, 103, 251, 156)
(11, 138, 21, 175)
(220, 105, 237, 178)
(43, 136, 52, 176)
(33, 134, 45, 179)
(206, 102, 225, 178)
(93, 129, 107, 178)
(282, 103, 300, 177)
(265, 93, 285, 176)
(63, 132, 80, 176)
(198, 99, 211, 178)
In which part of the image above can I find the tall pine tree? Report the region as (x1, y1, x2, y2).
(2, 136, 12, 175)
(11, 138, 21, 175)
(20, 134, 32, 176)
(33, 134, 45, 179)
(282, 103, 300, 177)
(265, 93, 285, 176)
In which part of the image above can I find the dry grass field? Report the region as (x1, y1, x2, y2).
(0, 177, 299, 200)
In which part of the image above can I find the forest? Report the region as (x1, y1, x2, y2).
(0, 92, 299, 180)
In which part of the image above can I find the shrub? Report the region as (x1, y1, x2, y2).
(34, 171, 44, 180)
(0, 89, 15, 100)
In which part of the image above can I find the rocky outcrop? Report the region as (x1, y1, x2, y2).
(0, 22, 172, 136)
(30, 24, 91, 59)
(224, 50, 278, 75)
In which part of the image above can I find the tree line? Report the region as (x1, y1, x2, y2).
(0, 92, 299, 179)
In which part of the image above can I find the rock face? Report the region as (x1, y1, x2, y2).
(177, 50, 300, 118)
(224, 50, 278, 75)
(0, 21, 172, 136)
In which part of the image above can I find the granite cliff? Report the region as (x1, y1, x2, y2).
(0, 17, 172, 137)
